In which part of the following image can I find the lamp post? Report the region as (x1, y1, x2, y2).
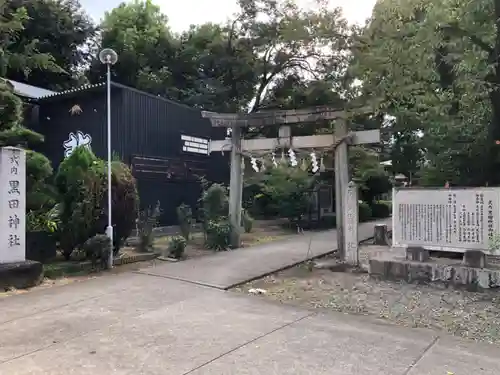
(99, 48, 118, 269)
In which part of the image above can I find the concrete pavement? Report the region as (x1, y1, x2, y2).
(138, 219, 392, 289)
(1, 220, 498, 374)
(0, 271, 498, 375)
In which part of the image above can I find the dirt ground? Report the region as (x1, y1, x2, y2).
(153, 219, 297, 259)
(235, 247, 500, 345)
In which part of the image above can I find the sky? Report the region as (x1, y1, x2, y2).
(81, 0, 378, 32)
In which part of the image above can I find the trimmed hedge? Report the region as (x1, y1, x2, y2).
(371, 200, 391, 218)
(358, 202, 372, 222)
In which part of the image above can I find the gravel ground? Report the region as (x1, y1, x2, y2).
(234, 262, 500, 345)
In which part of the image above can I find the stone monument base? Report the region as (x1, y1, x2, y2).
(369, 251, 500, 291)
(0, 260, 43, 290)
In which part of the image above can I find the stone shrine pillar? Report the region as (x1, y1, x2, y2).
(0, 147, 25, 263)
(344, 181, 359, 266)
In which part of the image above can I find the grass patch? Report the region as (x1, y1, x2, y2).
(43, 262, 92, 279)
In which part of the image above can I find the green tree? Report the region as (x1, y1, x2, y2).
(172, 22, 258, 111)
(55, 147, 139, 259)
(88, 0, 176, 91)
(389, 130, 424, 182)
(253, 163, 315, 223)
(351, 0, 490, 186)
(0, 0, 62, 79)
(89, 0, 352, 115)
(0, 80, 56, 233)
(350, 146, 391, 203)
(235, 0, 351, 112)
(4, 0, 97, 90)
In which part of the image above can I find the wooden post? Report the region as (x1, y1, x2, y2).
(229, 126, 243, 247)
(334, 119, 349, 260)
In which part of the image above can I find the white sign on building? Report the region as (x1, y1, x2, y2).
(0, 147, 26, 263)
(181, 134, 209, 155)
(393, 188, 500, 251)
(63, 130, 92, 158)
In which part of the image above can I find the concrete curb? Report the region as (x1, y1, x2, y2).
(44, 253, 158, 279)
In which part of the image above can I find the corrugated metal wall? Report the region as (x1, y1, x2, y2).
(37, 87, 124, 168)
(36, 84, 230, 226)
(120, 87, 227, 224)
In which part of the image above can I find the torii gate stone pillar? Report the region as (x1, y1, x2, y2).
(202, 107, 380, 261)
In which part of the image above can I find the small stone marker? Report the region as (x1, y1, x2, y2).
(0, 147, 26, 263)
(344, 181, 359, 266)
(374, 224, 388, 245)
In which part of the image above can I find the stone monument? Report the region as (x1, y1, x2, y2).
(392, 187, 500, 253)
(369, 187, 500, 290)
(344, 181, 359, 266)
(0, 147, 43, 289)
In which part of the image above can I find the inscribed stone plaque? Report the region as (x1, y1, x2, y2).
(393, 188, 500, 251)
(344, 182, 359, 265)
(0, 147, 26, 263)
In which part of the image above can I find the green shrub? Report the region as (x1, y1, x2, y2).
(241, 209, 253, 233)
(200, 183, 228, 221)
(358, 201, 372, 222)
(176, 203, 193, 241)
(83, 234, 111, 269)
(255, 164, 314, 224)
(198, 181, 229, 243)
(137, 201, 161, 252)
(55, 148, 139, 259)
(371, 201, 391, 218)
(109, 161, 139, 254)
(55, 148, 105, 259)
(205, 219, 232, 251)
(378, 200, 392, 212)
(243, 182, 280, 219)
(168, 235, 187, 259)
(319, 215, 336, 229)
(26, 150, 56, 211)
(27, 205, 60, 233)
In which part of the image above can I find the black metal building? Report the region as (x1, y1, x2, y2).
(29, 82, 229, 225)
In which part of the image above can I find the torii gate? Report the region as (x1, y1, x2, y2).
(202, 106, 380, 262)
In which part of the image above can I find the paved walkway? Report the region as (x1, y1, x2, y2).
(2, 220, 498, 374)
(138, 219, 392, 289)
(1, 272, 498, 375)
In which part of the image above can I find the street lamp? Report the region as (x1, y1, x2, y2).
(99, 48, 118, 269)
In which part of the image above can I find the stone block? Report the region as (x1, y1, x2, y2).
(369, 258, 408, 281)
(374, 224, 388, 246)
(0, 260, 43, 290)
(405, 246, 429, 262)
(370, 254, 500, 290)
(313, 259, 347, 272)
(463, 250, 486, 268)
(408, 263, 433, 283)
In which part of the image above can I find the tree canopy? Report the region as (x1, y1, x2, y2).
(8, 0, 498, 188)
(352, 0, 499, 186)
(2, 0, 96, 90)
